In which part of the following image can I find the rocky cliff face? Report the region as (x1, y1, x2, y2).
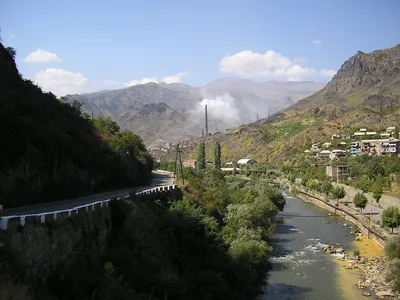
(295, 44, 400, 110)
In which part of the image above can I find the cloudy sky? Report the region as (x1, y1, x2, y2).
(1, 0, 399, 96)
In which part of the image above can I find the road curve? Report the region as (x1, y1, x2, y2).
(2, 170, 174, 217)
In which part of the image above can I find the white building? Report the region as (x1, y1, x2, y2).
(237, 159, 257, 166)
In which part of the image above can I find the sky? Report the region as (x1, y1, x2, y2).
(1, 0, 399, 96)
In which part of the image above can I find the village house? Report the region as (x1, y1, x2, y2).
(237, 158, 257, 166)
(322, 142, 332, 148)
(183, 160, 197, 169)
(317, 150, 331, 159)
(377, 139, 400, 156)
(326, 165, 350, 181)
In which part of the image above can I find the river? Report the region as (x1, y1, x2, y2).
(264, 190, 365, 300)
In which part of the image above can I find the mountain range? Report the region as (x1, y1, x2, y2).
(188, 44, 400, 163)
(67, 79, 326, 146)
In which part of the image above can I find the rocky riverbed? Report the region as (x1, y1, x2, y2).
(323, 237, 400, 299)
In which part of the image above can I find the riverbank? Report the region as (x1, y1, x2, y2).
(291, 187, 398, 299)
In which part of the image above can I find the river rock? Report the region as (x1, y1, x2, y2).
(336, 246, 345, 253)
(375, 290, 395, 297)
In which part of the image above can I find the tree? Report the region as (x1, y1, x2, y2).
(213, 141, 221, 169)
(357, 175, 371, 193)
(196, 141, 206, 170)
(371, 180, 384, 203)
(382, 206, 400, 233)
(321, 181, 333, 197)
(6, 46, 16, 59)
(353, 192, 368, 213)
(331, 186, 346, 205)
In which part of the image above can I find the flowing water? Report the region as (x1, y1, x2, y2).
(264, 190, 365, 300)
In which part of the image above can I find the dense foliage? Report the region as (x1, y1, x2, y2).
(385, 235, 400, 291)
(382, 206, 400, 233)
(47, 171, 284, 300)
(0, 43, 153, 207)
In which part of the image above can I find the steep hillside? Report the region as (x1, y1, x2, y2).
(186, 44, 400, 164)
(67, 79, 325, 145)
(119, 103, 194, 144)
(0, 43, 153, 208)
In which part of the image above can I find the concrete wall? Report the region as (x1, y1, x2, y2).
(0, 184, 178, 279)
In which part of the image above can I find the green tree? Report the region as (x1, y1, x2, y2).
(357, 175, 371, 193)
(196, 141, 206, 170)
(213, 141, 221, 169)
(321, 181, 333, 197)
(353, 192, 368, 213)
(371, 180, 384, 203)
(331, 185, 346, 205)
(382, 206, 400, 233)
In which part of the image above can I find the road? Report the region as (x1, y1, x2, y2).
(2, 170, 174, 217)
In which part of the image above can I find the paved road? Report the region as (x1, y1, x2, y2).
(2, 170, 174, 217)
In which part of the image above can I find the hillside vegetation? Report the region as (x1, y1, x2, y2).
(188, 44, 400, 164)
(0, 42, 153, 208)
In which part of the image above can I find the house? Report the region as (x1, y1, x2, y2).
(304, 149, 310, 154)
(337, 142, 347, 149)
(366, 132, 377, 136)
(237, 158, 257, 166)
(360, 128, 367, 132)
(225, 161, 234, 167)
(331, 134, 340, 140)
(351, 141, 360, 148)
(183, 160, 197, 169)
(318, 150, 331, 159)
(377, 139, 400, 156)
(311, 143, 321, 153)
(387, 127, 396, 133)
(326, 165, 350, 181)
(354, 132, 366, 137)
(350, 148, 358, 155)
(322, 142, 332, 148)
(381, 133, 391, 138)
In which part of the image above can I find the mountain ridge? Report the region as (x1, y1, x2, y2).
(185, 44, 400, 164)
(67, 79, 326, 145)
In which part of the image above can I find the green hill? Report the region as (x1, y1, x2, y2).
(0, 43, 153, 208)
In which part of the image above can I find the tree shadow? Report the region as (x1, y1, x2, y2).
(264, 283, 312, 300)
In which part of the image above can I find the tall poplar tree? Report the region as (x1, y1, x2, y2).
(196, 141, 206, 170)
(213, 141, 221, 169)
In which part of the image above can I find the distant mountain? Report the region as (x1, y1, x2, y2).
(67, 79, 326, 145)
(190, 44, 400, 164)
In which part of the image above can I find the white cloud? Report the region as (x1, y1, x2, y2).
(313, 40, 322, 46)
(34, 68, 89, 96)
(219, 50, 315, 80)
(124, 72, 188, 87)
(162, 72, 188, 84)
(320, 69, 337, 78)
(102, 80, 117, 85)
(24, 49, 62, 63)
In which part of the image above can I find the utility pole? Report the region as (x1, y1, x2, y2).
(368, 210, 371, 239)
(174, 143, 185, 185)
